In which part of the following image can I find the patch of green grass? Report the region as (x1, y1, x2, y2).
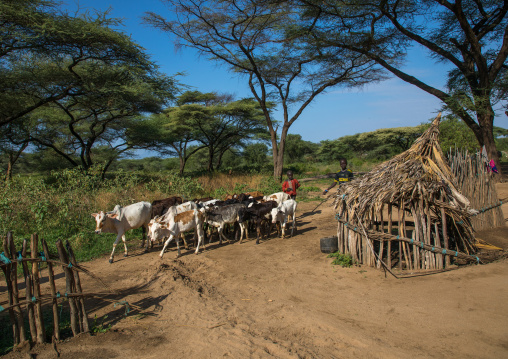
(327, 252, 355, 267)
(91, 314, 111, 334)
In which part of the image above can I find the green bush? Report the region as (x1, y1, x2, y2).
(327, 252, 355, 267)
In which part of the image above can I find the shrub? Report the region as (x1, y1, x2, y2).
(327, 252, 355, 267)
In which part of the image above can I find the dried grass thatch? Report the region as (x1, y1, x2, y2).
(332, 114, 478, 271)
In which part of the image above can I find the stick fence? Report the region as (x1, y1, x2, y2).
(0, 232, 119, 349)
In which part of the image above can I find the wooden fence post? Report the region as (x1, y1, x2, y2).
(1, 235, 19, 344)
(31, 234, 46, 344)
(55, 239, 79, 336)
(7, 232, 26, 343)
(21, 239, 37, 344)
(42, 238, 60, 341)
(65, 240, 90, 333)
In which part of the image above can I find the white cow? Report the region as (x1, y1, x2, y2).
(91, 201, 152, 263)
(270, 199, 298, 238)
(149, 209, 206, 258)
(263, 192, 290, 206)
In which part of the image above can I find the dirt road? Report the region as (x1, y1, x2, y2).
(3, 185, 508, 359)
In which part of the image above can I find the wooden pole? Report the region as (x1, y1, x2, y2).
(31, 234, 46, 344)
(7, 233, 26, 343)
(387, 204, 392, 270)
(66, 240, 90, 333)
(42, 239, 60, 341)
(398, 206, 402, 270)
(1, 234, 19, 344)
(21, 239, 37, 343)
(56, 240, 79, 336)
(441, 194, 450, 267)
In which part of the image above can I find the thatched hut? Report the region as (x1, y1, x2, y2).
(332, 114, 480, 271)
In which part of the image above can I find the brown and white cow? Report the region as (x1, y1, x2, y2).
(148, 201, 199, 248)
(149, 209, 206, 258)
(263, 192, 290, 206)
(91, 201, 152, 263)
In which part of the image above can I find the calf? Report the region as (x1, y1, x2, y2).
(204, 203, 247, 244)
(150, 201, 199, 248)
(91, 201, 152, 263)
(263, 192, 290, 206)
(271, 199, 298, 238)
(149, 209, 206, 258)
(242, 200, 278, 244)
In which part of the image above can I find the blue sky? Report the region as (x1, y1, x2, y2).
(63, 0, 507, 145)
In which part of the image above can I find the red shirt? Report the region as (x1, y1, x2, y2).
(282, 178, 300, 196)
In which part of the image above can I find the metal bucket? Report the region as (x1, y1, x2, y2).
(320, 236, 338, 253)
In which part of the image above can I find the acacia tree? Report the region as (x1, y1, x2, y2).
(27, 62, 178, 177)
(298, 0, 508, 171)
(129, 91, 269, 174)
(127, 112, 205, 175)
(143, 0, 386, 179)
(169, 91, 269, 172)
(0, 0, 151, 128)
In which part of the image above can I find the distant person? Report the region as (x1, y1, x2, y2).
(323, 158, 354, 195)
(282, 170, 300, 199)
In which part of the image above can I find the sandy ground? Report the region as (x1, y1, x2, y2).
(3, 183, 508, 359)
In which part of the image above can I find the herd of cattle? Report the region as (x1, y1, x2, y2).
(91, 192, 298, 263)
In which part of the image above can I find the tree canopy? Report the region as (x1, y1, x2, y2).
(143, 0, 387, 179)
(132, 91, 270, 174)
(296, 0, 508, 171)
(0, 0, 152, 128)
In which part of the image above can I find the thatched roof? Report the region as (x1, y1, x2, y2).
(332, 113, 478, 224)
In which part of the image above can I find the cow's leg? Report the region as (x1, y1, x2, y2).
(192, 229, 204, 250)
(144, 226, 152, 253)
(255, 220, 262, 244)
(181, 233, 189, 249)
(109, 234, 124, 263)
(160, 235, 175, 258)
(122, 234, 129, 257)
(238, 222, 246, 244)
(203, 223, 209, 244)
(194, 226, 204, 254)
(174, 233, 181, 258)
(291, 214, 296, 237)
(219, 225, 229, 245)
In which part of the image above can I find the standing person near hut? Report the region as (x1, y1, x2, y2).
(323, 158, 353, 195)
(283, 170, 300, 199)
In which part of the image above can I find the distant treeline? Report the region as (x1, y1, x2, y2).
(4, 116, 507, 178)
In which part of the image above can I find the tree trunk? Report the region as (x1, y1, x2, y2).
(273, 126, 289, 181)
(5, 160, 13, 182)
(471, 108, 501, 175)
(179, 156, 186, 175)
(481, 122, 500, 175)
(4, 142, 28, 181)
(207, 147, 214, 172)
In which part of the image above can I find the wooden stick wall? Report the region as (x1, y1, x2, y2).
(0, 233, 90, 347)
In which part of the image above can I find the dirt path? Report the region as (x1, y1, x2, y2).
(3, 185, 508, 359)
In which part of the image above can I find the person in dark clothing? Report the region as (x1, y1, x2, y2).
(322, 158, 353, 195)
(282, 170, 300, 199)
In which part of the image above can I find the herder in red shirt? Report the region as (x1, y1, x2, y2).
(282, 170, 300, 199)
